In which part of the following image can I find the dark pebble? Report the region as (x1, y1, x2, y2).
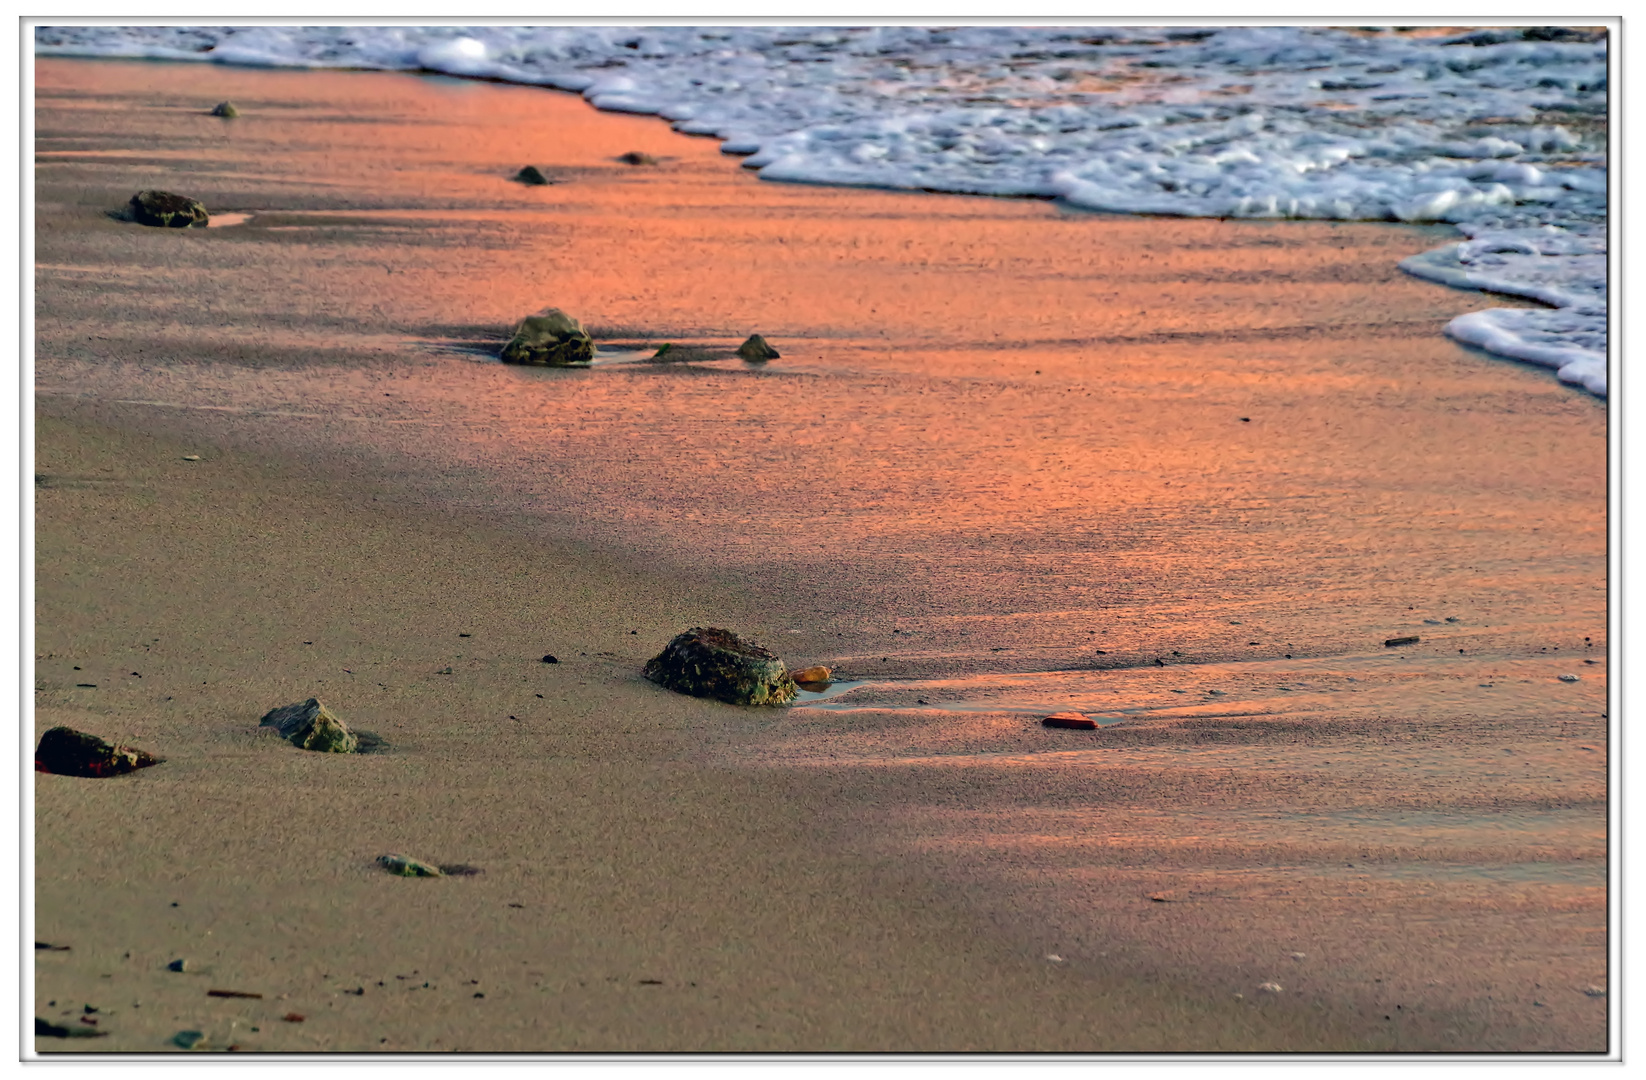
(541, 655, 558, 664)
(1384, 635, 1421, 648)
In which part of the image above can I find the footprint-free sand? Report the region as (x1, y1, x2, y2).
(33, 57, 1608, 1053)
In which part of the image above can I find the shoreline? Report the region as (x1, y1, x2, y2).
(33, 57, 1609, 1054)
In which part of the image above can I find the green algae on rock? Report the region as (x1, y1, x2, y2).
(377, 853, 443, 877)
(500, 309, 595, 366)
(259, 698, 359, 753)
(644, 627, 799, 706)
(737, 334, 780, 362)
(35, 726, 163, 778)
(128, 190, 209, 228)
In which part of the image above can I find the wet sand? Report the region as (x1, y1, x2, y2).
(33, 58, 1609, 1053)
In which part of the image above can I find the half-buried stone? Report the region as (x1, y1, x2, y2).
(500, 309, 595, 366)
(35, 727, 163, 777)
(128, 190, 209, 228)
(644, 627, 799, 706)
(259, 698, 359, 753)
(737, 334, 780, 362)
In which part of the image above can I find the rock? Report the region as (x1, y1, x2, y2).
(128, 190, 209, 228)
(35, 1018, 106, 1039)
(540, 654, 559, 664)
(1584, 985, 1607, 997)
(644, 627, 798, 706)
(1257, 982, 1283, 994)
(514, 165, 551, 185)
(617, 151, 660, 166)
(377, 853, 442, 877)
(210, 101, 239, 118)
(737, 334, 780, 362)
(1559, 673, 1580, 682)
(500, 309, 595, 366)
(1384, 635, 1420, 648)
(259, 698, 359, 754)
(35, 727, 163, 777)
(283, 1012, 305, 1022)
(790, 665, 832, 684)
(171, 1030, 206, 1049)
(1042, 712, 1097, 730)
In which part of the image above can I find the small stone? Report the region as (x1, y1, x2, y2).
(1258, 982, 1283, 994)
(541, 654, 559, 664)
(736, 334, 780, 362)
(259, 699, 359, 753)
(500, 309, 595, 366)
(1583, 985, 1606, 997)
(283, 1012, 305, 1022)
(1559, 674, 1580, 682)
(644, 627, 797, 706)
(1384, 635, 1420, 648)
(377, 853, 443, 877)
(167, 959, 190, 972)
(35, 1018, 106, 1039)
(514, 165, 551, 185)
(35, 727, 163, 777)
(790, 666, 832, 684)
(128, 190, 209, 228)
(182, 454, 201, 461)
(171, 1030, 206, 1049)
(617, 151, 660, 166)
(1045, 954, 1064, 963)
(1043, 712, 1097, 730)
(210, 101, 239, 118)
(1289, 952, 1307, 960)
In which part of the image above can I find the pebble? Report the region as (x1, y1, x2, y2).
(167, 959, 190, 972)
(617, 151, 660, 165)
(377, 853, 443, 877)
(1559, 674, 1580, 682)
(789, 665, 832, 683)
(1042, 712, 1096, 730)
(1258, 982, 1283, 994)
(1384, 635, 1420, 648)
(171, 1030, 206, 1049)
(182, 455, 200, 461)
(541, 654, 559, 663)
(1583, 985, 1607, 997)
(210, 101, 239, 118)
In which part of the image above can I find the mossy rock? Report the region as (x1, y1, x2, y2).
(259, 698, 359, 753)
(737, 334, 780, 362)
(128, 190, 209, 228)
(377, 854, 442, 877)
(210, 101, 239, 118)
(35, 727, 163, 777)
(501, 309, 595, 366)
(644, 627, 798, 706)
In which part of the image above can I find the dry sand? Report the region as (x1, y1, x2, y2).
(33, 58, 1608, 1054)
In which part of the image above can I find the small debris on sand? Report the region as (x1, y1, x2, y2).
(514, 165, 552, 185)
(1258, 982, 1283, 994)
(617, 151, 660, 166)
(1384, 635, 1420, 648)
(1559, 673, 1580, 682)
(35, 942, 71, 951)
(283, 1012, 305, 1022)
(207, 989, 263, 999)
(1043, 712, 1096, 730)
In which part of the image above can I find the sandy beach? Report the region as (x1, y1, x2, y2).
(33, 57, 1608, 1054)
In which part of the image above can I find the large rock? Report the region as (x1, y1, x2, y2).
(644, 627, 798, 706)
(259, 698, 359, 753)
(128, 190, 209, 228)
(500, 309, 595, 366)
(35, 727, 163, 777)
(737, 334, 779, 361)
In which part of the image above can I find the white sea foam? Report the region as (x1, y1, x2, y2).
(36, 24, 1608, 395)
